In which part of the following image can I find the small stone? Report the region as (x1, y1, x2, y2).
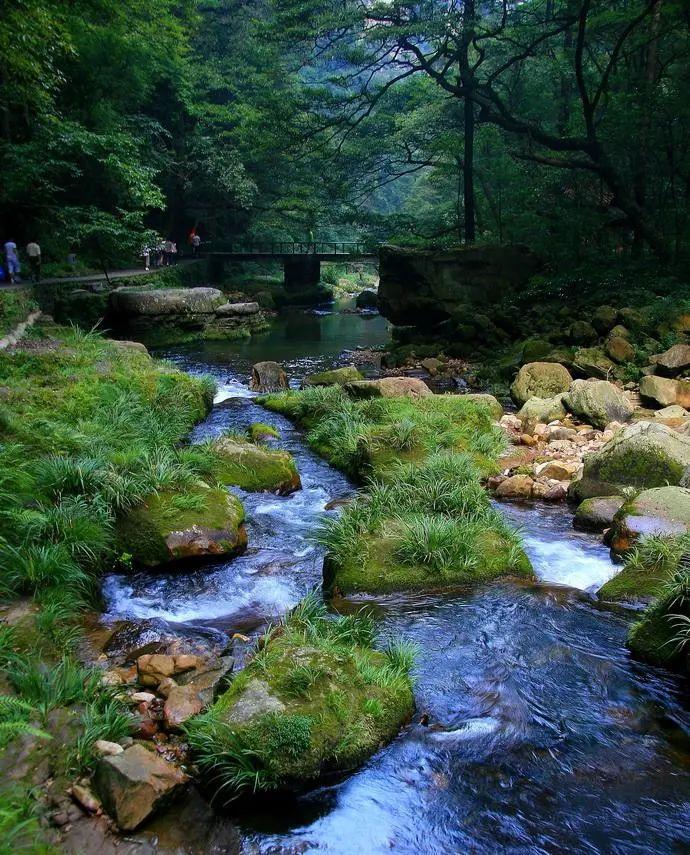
(173, 654, 202, 674)
(101, 670, 124, 686)
(163, 685, 204, 731)
(535, 460, 578, 481)
(71, 784, 101, 814)
(157, 677, 178, 698)
(544, 484, 568, 502)
(520, 433, 538, 446)
(93, 740, 125, 757)
(137, 654, 176, 687)
(130, 691, 156, 704)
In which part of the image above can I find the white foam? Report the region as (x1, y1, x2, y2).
(213, 379, 257, 403)
(524, 535, 618, 591)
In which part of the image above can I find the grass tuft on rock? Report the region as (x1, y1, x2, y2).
(186, 593, 415, 801)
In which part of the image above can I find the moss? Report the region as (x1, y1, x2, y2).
(187, 598, 415, 799)
(247, 422, 280, 441)
(212, 437, 300, 494)
(116, 484, 246, 567)
(628, 596, 687, 668)
(302, 366, 364, 387)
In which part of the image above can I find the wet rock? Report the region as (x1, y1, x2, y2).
(563, 379, 634, 430)
(110, 287, 225, 316)
(570, 421, 690, 501)
(640, 375, 690, 409)
(110, 339, 150, 355)
(566, 320, 598, 345)
(137, 653, 206, 687)
(607, 486, 690, 554)
(250, 361, 289, 393)
(518, 395, 566, 432)
(420, 356, 443, 375)
(94, 744, 188, 831)
(573, 496, 625, 531)
(544, 483, 568, 502)
(163, 685, 204, 731)
(605, 335, 635, 364)
(510, 362, 573, 406)
(655, 405, 689, 421)
(355, 289, 378, 309)
(212, 436, 301, 495)
(345, 377, 432, 399)
(116, 485, 247, 569)
(302, 365, 363, 387)
(494, 474, 534, 499)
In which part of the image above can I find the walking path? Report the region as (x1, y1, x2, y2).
(38, 259, 200, 286)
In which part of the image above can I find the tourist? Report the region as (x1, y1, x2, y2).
(191, 232, 201, 257)
(3, 239, 20, 284)
(171, 241, 178, 265)
(141, 245, 150, 271)
(26, 240, 41, 282)
(163, 238, 173, 266)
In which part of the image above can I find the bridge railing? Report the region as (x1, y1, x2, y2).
(206, 241, 372, 256)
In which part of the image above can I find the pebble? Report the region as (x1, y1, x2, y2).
(93, 739, 124, 757)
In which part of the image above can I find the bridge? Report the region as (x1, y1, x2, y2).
(205, 241, 378, 290)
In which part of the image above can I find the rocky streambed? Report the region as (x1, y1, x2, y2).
(77, 307, 690, 853)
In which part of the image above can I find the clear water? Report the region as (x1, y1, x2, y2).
(103, 306, 690, 854)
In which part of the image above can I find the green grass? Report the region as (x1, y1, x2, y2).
(263, 386, 528, 594)
(186, 592, 415, 802)
(0, 289, 38, 337)
(599, 533, 690, 603)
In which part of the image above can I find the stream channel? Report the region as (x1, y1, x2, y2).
(103, 305, 690, 853)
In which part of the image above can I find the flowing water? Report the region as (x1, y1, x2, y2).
(103, 305, 690, 854)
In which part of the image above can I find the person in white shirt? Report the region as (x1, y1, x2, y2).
(3, 240, 20, 283)
(26, 241, 41, 282)
(191, 233, 201, 257)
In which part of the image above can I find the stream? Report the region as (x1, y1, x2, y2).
(103, 305, 690, 853)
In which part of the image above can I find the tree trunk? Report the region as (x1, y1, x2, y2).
(463, 95, 476, 243)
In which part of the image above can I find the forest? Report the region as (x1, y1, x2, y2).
(2, 0, 688, 265)
(2, 2, 690, 853)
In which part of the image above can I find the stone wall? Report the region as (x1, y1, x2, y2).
(377, 244, 541, 328)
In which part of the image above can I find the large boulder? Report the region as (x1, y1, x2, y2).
(94, 744, 188, 830)
(517, 394, 566, 432)
(460, 393, 503, 421)
(569, 421, 690, 501)
(250, 361, 288, 393)
(345, 377, 432, 399)
(187, 602, 414, 799)
(652, 343, 690, 377)
(639, 375, 690, 409)
(592, 305, 619, 335)
(563, 379, 634, 429)
(302, 365, 363, 387)
(510, 362, 573, 406)
(355, 290, 378, 309)
(116, 485, 246, 568)
(607, 486, 690, 554)
(573, 496, 625, 532)
(110, 287, 225, 316)
(377, 244, 541, 328)
(605, 335, 635, 364)
(572, 347, 616, 379)
(215, 301, 260, 316)
(212, 436, 301, 495)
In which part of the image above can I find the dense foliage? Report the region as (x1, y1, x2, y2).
(2, 1, 687, 267)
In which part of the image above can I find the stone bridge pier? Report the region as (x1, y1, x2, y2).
(208, 253, 320, 291)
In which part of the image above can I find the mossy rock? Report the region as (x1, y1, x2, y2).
(607, 487, 690, 554)
(323, 521, 533, 596)
(188, 602, 415, 798)
(598, 560, 668, 605)
(573, 496, 624, 532)
(510, 361, 573, 405)
(563, 379, 633, 430)
(520, 338, 553, 364)
(518, 394, 566, 432)
(116, 485, 246, 568)
(302, 366, 363, 387)
(569, 421, 690, 502)
(572, 347, 617, 380)
(247, 422, 280, 442)
(212, 437, 301, 495)
(627, 592, 689, 669)
(459, 393, 503, 421)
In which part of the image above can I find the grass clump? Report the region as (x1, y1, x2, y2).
(186, 593, 415, 802)
(264, 387, 527, 594)
(247, 422, 280, 442)
(599, 533, 690, 604)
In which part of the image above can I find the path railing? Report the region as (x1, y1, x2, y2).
(206, 241, 372, 256)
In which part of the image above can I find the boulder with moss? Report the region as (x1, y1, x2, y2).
(247, 422, 280, 442)
(572, 347, 616, 380)
(212, 436, 301, 495)
(510, 362, 573, 406)
(639, 375, 690, 409)
(598, 534, 690, 605)
(345, 377, 432, 399)
(563, 379, 634, 430)
(570, 421, 690, 502)
(187, 597, 415, 799)
(302, 365, 363, 387)
(518, 394, 566, 432)
(627, 590, 690, 669)
(116, 484, 246, 568)
(459, 393, 503, 421)
(573, 496, 625, 532)
(606, 486, 690, 554)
